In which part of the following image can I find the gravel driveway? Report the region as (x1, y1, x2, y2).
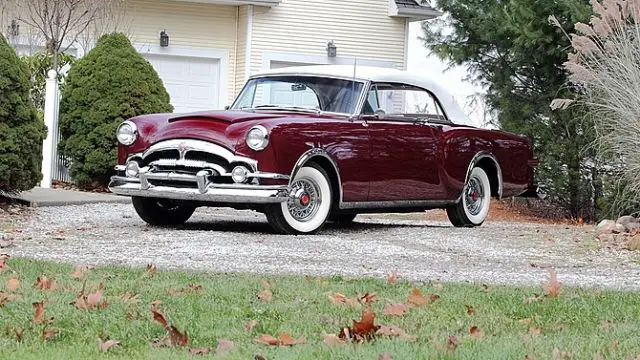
(3, 203, 640, 291)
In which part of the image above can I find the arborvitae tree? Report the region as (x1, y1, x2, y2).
(0, 32, 47, 193)
(58, 32, 173, 186)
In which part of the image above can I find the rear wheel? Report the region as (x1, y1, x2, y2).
(132, 197, 196, 226)
(266, 164, 332, 235)
(446, 167, 491, 227)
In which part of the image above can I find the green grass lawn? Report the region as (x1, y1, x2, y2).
(1, 257, 639, 360)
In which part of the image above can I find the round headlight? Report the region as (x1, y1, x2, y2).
(246, 125, 269, 151)
(116, 121, 138, 146)
(125, 161, 140, 178)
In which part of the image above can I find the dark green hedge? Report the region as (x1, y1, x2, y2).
(0, 33, 47, 193)
(58, 33, 173, 186)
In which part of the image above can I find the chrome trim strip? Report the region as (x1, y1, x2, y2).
(290, 148, 343, 205)
(141, 139, 258, 171)
(149, 159, 228, 175)
(340, 199, 458, 210)
(352, 80, 372, 117)
(465, 151, 503, 199)
(108, 177, 290, 204)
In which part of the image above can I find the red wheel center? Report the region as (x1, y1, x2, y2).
(300, 194, 311, 206)
(471, 192, 479, 201)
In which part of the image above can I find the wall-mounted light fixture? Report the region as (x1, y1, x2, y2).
(160, 30, 169, 47)
(327, 41, 337, 58)
(9, 20, 19, 37)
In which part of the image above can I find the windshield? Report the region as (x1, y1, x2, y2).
(231, 75, 365, 114)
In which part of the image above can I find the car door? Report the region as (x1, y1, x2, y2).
(364, 83, 448, 202)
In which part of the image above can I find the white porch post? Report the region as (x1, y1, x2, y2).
(40, 69, 59, 188)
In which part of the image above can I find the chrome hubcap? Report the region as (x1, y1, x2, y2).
(465, 176, 484, 216)
(287, 178, 321, 222)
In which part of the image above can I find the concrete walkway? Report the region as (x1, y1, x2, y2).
(15, 187, 131, 207)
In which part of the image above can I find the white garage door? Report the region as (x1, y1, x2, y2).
(143, 54, 220, 113)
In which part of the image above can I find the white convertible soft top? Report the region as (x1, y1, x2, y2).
(252, 65, 473, 126)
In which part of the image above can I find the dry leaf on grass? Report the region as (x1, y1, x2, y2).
(376, 325, 413, 340)
(33, 301, 45, 324)
(357, 292, 376, 304)
(99, 339, 120, 352)
(383, 303, 409, 316)
(387, 271, 398, 285)
(7, 275, 19, 292)
(70, 265, 92, 280)
(481, 284, 492, 293)
(469, 326, 483, 338)
(151, 302, 189, 347)
(189, 347, 210, 355)
(379, 353, 393, 360)
(552, 348, 573, 359)
(407, 287, 439, 306)
(323, 333, 346, 347)
(33, 276, 56, 290)
(466, 305, 476, 315)
(12, 327, 24, 342)
(327, 292, 360, 308)
(258, 289, 272, 302)
(146, 264, 157, 276)
(0, 292, 11, 307)
(41, 327, 60, 340)
(72, 282, 108, 310)
(337, 307, 380, 343)
(542, 268, 561, 298)
(256, 332, 306, 346)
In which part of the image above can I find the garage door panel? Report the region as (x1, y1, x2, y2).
(143, 53, 220, 113)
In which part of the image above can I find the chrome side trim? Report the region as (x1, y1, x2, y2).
(340, 199, 458, 210)
(465, 151, 503, 199)
(290, 148, 343, 204)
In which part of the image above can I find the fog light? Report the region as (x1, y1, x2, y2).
(125, 161, 140, 178)
(231, 166, 249, 183)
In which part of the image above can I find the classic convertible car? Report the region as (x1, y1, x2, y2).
(108, 65, 539, 234)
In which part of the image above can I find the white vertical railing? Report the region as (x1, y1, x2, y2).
(40, 69, 59, 188)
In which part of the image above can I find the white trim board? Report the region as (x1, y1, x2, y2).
(135, 43, 229, 110)
(244, 5, 253, 81)
(260, 51, 398, 71)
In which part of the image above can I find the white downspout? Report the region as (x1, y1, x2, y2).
(245, 5, 253, 80)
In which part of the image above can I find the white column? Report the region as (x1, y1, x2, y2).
(40, 69, 59, 188)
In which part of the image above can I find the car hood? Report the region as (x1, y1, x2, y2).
(126, 110, 284, 152)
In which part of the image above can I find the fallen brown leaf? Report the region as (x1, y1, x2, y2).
(481, 284, 492, 293)
(41, 327, 60, 340)
(376, 325, 413, 339)
(387, 271, 397, 285)
(0, 292, 11, 307)
(99, 339, 120, 352)
(72, 282, 107, 310)
(469, 325, 483, 338)
(552, 348, 572, 359)
(542, 268, 561, 298)
(70, 265, 92, 280)
(379, 353, 393, 360)
(256, 332, 305, 346)
(447, 336, 458, 351)
(146, 264, 157, 276)
(216, 339, 234, 355)
(33, 275, 56, 290)
(357, 292, 377, 305)
(466, 305, 476, 315)
(407, 287, 438, 306)
(338, 307, 380, 343)
(12, 327, 24, 342)
(383, 303, 408, 316)
(327, 292, 360, 308)
(323, 333, 345, 347)
(258, 289, 272, 302)
(150, 302, 189, 347)
(33, 301, 45, 324)
(7, 275, 19, 292)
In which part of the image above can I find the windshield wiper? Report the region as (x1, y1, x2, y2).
(249, 105, 322, 115)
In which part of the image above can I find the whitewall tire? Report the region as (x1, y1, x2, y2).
(446, 167, 491, 227)
(266, 164, 332, 234)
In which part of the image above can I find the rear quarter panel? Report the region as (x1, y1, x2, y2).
(440, 125, 534, 199)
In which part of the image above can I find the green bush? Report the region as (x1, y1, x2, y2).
(58, 33, 173, 186)
(0, 33, 47, 194)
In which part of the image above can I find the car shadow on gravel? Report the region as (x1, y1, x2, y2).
(172, 219, 451, 234)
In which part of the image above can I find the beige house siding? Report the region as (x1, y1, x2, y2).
(125, 0, 239, 104)
(250, 0, 407, 75)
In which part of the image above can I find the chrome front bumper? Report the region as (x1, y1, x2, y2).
(108, 174, 291, 204)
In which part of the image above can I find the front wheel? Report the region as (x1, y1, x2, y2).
(132, 197, 196, 226)
(266, 164, 332, 235)
(446, 167, 491, 227)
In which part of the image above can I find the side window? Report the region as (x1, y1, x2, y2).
(366, 83, 448, 121)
